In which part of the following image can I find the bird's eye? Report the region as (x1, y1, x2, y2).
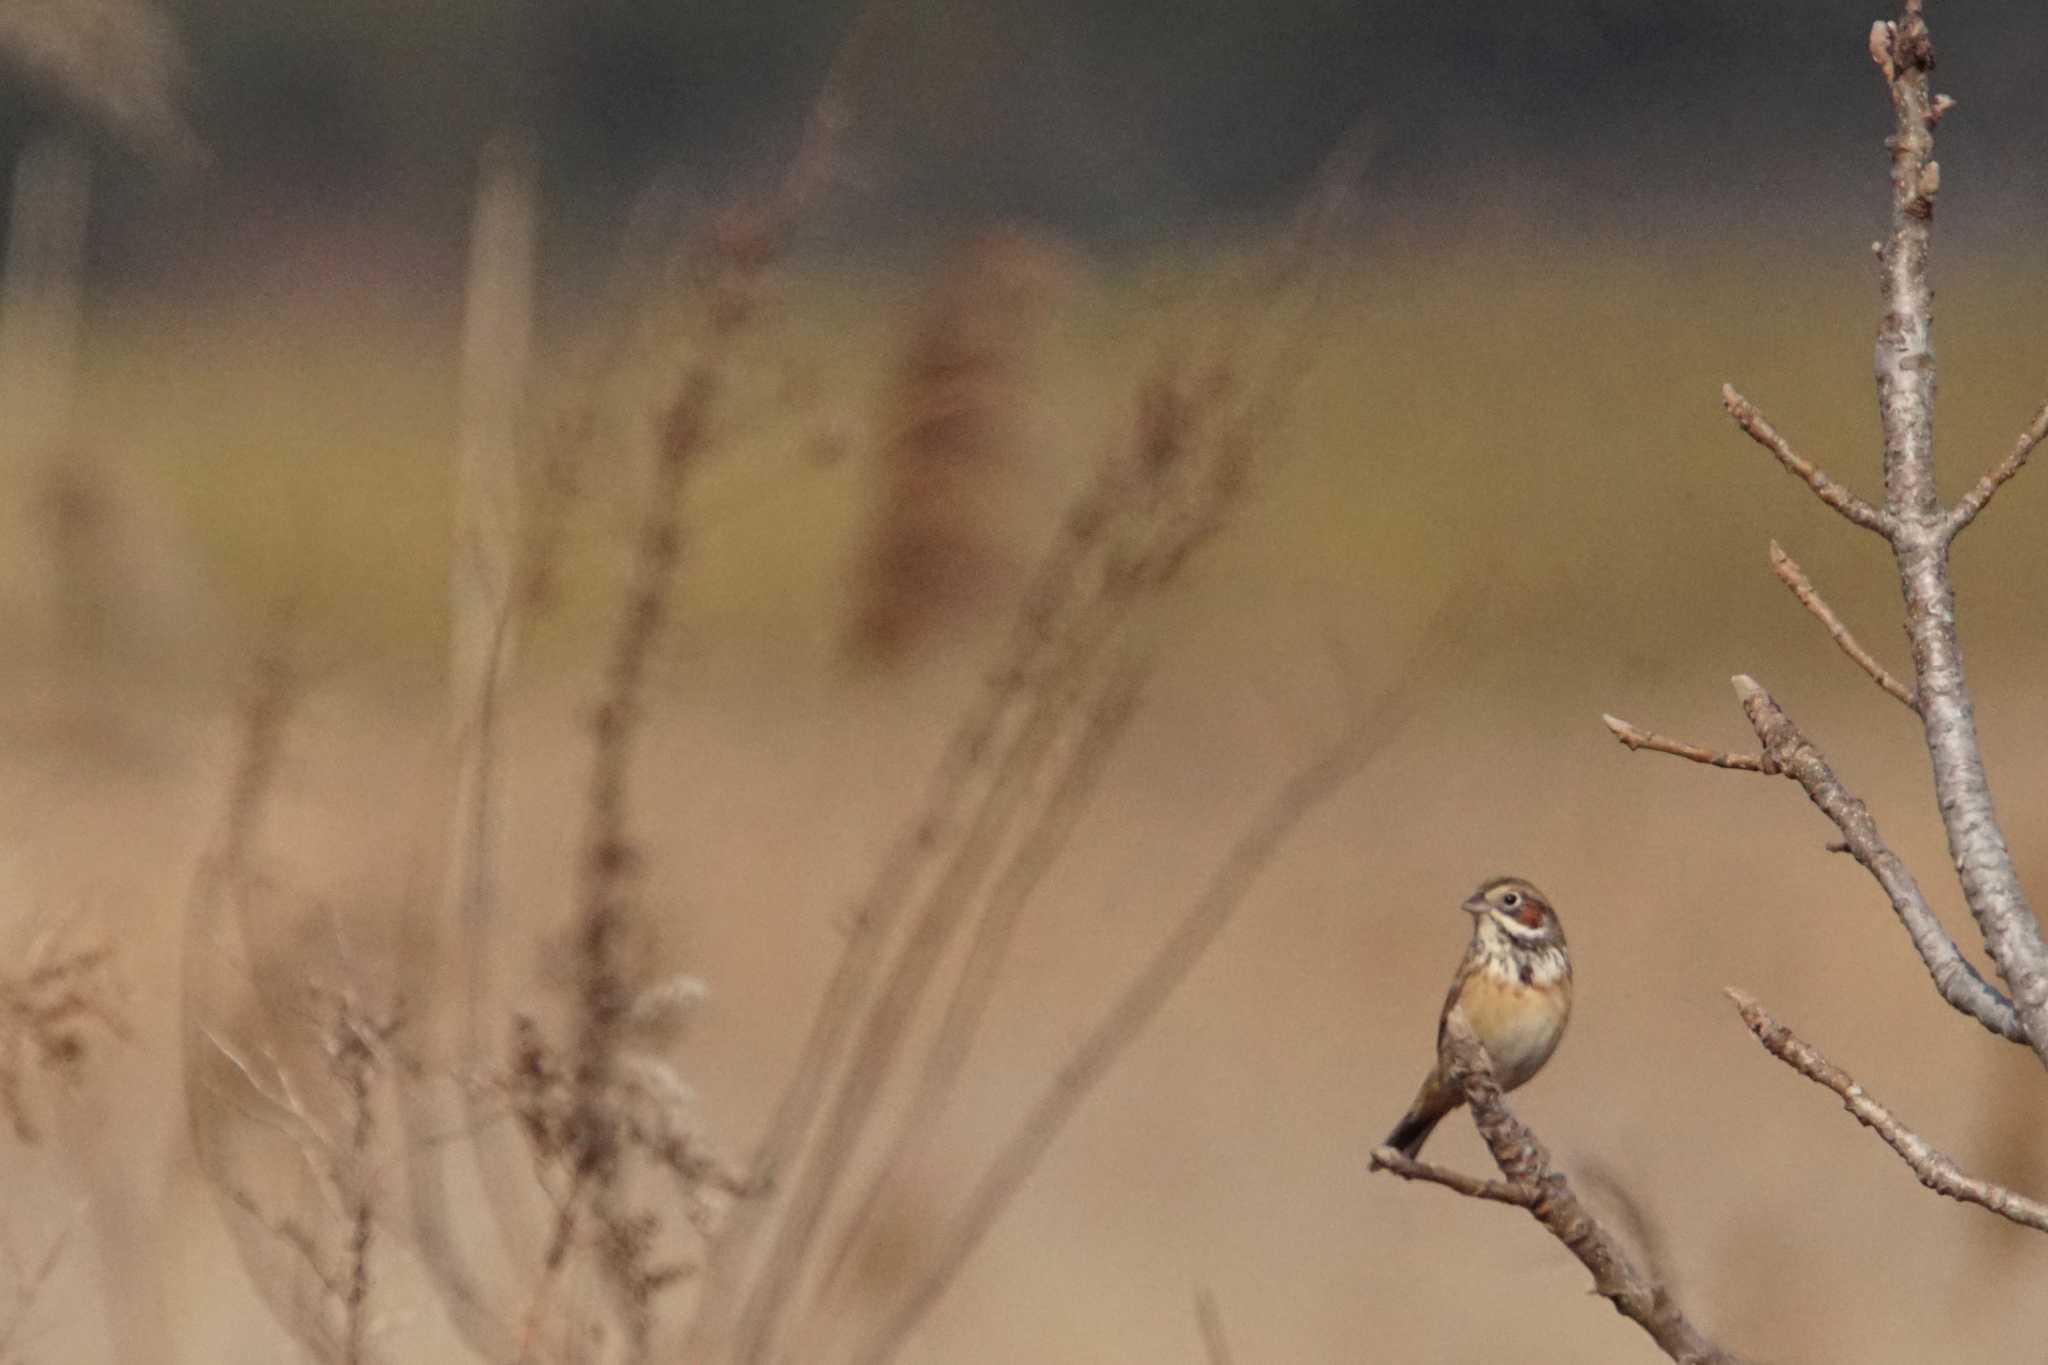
(1501, 892, 1521, 908)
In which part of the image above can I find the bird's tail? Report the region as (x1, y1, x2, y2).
(1383, 1106, 1445, 1160)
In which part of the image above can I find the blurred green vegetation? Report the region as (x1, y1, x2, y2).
(65, 235, 2048, 699)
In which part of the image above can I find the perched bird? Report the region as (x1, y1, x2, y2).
(1381, 876, 1572, 1160)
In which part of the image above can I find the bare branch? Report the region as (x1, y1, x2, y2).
(1766, 542, 1917, 710)
(1367, 1149, 1538, 1206)
(1946, 396, 2048, 536)
(1380, 1013, 1749, 1365)
(1727, 990, 2048, 1233)
(1729, 674, 2022, 1041)
(1720, 384, 1889, 533)
(1600, 714, 1768, 772)
(1865, 5, 2048, 1063)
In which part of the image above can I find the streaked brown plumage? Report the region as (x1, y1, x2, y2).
(1383, 876, 1572, 1159)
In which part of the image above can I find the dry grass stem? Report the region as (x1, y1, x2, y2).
(0, 1216, 74, 1363)
(542, 355, 719, 1358)
(717, 214, 1326, 1351)
(704, 115, 1371, 1363)
(1376, 1013, 1750, 1365)
(852, 665, 1415, 1365)
(200, 987, 403, 1364)
(181, 646, 447, 1364)
(1599, 714, 1768, 772)
(1719, 384, 1888, 533)
(1193, 1287, 1237, 1365)
(516, 15, 872, 1352)
(1577, 1161, 1683, 1303)
(1766, 541, 1916, 710)
(720, 449, 1155, 1275)
(811, 657, 1149, 1314)
(1727, 989, 2048, 1233)
(729, 356, 1290, 1364)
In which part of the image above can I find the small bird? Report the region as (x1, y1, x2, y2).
(1381, 876, 1572, 1160)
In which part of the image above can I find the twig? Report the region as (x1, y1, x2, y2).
(1766, 542, 1916, 710)
(1727, 989, 2048, 1233)
(1193, 1287, 1237, 1365)
(1600, 715, 1768, 772)
(1383, 1013, 1750, 1365)
(1946, 396, 2048, 536)
(1720, 384, 1888, 533)
(1367, 1150, 1537, 1206)
(1730, 674, 2022, 1041)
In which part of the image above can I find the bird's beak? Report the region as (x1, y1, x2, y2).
(1460, 895, 1489, 916)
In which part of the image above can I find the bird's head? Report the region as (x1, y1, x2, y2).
(1463, 875, 1565, 949)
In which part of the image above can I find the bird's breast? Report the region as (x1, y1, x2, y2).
(1458, 965, 1570, 1091)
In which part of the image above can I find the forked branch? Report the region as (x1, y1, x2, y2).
(1728, 990, 2048, 1233)
(1865, 2, 2048, 1062)
(1727, 674, 2021, 1041)
(1373, 1014, 1748, 1365)
(1612, 1, 2048, 1067)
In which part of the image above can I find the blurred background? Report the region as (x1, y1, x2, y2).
(5, 1, 2048, 1361)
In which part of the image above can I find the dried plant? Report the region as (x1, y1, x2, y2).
(200, 988, 405, 1365)
(0, 1217, 74, 1365)
(694, 129, 1377, 1365)
(180, 641, 422, 1365)
(388, 12, 877, 1363)
(0, 920, 123, 1145)
(1192, 1287, 1235, 1365)
(846, 227, 1074, 665)
(173, 16, 1398, 1365)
